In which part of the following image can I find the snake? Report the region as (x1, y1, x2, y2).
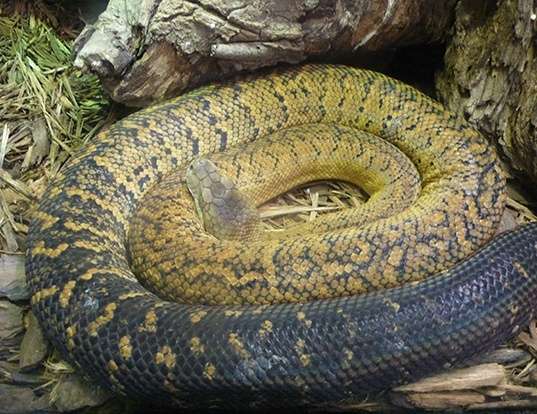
(25, 64, 537, 409)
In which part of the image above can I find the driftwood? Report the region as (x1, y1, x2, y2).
(436, 0, 537, 185)
(73, 0, 457, 106)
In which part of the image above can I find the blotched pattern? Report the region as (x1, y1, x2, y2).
(130, 124, 426, 304)
(25, 65, 537, 409)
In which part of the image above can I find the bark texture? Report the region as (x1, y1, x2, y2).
(74, 0, 456, 106)
(436, 0, 537, 185)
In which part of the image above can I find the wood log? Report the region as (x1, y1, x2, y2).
(73, 0, 456, 106)
(436, 0, 537, 185)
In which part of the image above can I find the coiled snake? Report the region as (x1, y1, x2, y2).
(26, 65, 537, 408)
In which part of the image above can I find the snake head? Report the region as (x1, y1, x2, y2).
(186, 158, 261, 241)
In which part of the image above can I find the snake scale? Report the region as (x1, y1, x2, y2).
(26, 64, 537, 408)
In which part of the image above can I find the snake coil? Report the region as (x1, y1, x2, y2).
(26, 65, 537, 408)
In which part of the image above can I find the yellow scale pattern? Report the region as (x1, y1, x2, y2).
(26, 65, 522, 409)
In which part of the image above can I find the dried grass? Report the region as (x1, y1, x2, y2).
(0, 12, 108, 252)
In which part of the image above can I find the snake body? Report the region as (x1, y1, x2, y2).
(129, 124, 427, 304)
(25, 65, 537, 408)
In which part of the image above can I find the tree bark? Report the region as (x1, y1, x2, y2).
(73, 0, 456, 106)
(436, 0, 537, 185)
